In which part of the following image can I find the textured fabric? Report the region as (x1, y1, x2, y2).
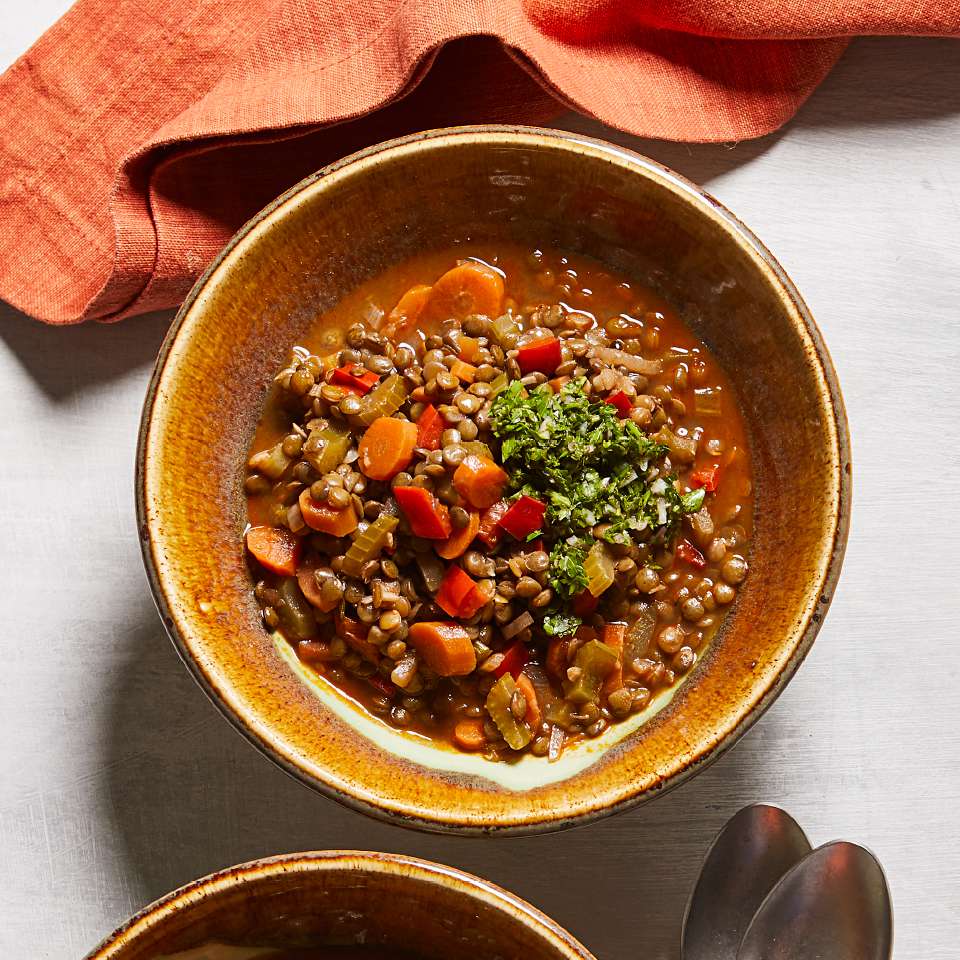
(0, 1, 957, 324)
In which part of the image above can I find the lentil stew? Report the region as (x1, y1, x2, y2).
(244, 244, 753, 762)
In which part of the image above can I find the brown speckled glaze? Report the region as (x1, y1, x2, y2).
(84, 852, 596, 959)
(137, 126, 850, 834)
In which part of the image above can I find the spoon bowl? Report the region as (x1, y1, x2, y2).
(682, 804, 813, 960)
(738, 841, 893, 960)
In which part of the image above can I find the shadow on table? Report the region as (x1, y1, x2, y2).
(100, 589, 792, 960)
(0, 299, 173, 400)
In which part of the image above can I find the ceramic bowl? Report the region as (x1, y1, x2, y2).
(137, 125, 850, 834)
(84, 851, 595, 959)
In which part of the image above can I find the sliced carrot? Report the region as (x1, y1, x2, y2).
(601, 623, 626, 699)
(358, 416, 418, 481)
(298, 490, 358, 536)
(435, 510, 480, 560)
(423, 262, 504, 324)
(246, 526, 301, 575)
(516, 671, 542, 728)
(453, 718, 487, 751)
(408, 622, 477, 677)
(298, 639, 339, 665)
(457, 335, 481, 363)
(449, 359, 478, 384)
(385, 283, 432, 335)
(453, 454, 509, 510)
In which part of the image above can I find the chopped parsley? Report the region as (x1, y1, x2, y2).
(547, 539, 589, 600)
(542, 611, 583, 638)
(491, 378, 694, 547)
(681, 487, 706, 513)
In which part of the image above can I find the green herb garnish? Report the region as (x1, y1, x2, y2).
(542, 612, 582, 637)
(491, 379, 693, 544)
(548, 539, 589, 600)
(681, 487, 706, 513)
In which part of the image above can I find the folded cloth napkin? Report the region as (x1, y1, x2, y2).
(0, 0, 957, 325)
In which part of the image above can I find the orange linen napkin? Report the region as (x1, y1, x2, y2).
(0, 0, 957, 325)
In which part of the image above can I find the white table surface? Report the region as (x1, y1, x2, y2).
(2, 14, 959, 958)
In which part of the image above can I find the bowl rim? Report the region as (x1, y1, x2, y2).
(136, 123, 851, 835)
(84, 850, 597, 959)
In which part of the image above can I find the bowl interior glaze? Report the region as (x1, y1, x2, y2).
(138, 126, 849, 833)
(86, 852, 595, 959)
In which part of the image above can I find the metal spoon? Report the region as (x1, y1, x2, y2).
(682, 804, 813, 960)
(738, 841, 893, 960)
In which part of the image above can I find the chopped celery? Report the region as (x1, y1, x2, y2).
(623, 604, 656, 663)
(584, 541, 615, 597)
(357, 374, 407, 425)
(694, 388, 723, 417)
(564, 639, 618, 703)
(485, 674, 532, 750)
(488, 371, 509, 398)
(654, 426, 697, 465)
(248, 441, 292, 480)
(543, 698, 578, 730)
(490, 313, 521, 349)
(276, 577, 317, 640)
(460, 441, 494, 461)
(302, 423, 351, 474)
(341, 514, 399, 577)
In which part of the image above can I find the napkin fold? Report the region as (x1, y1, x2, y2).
(0, 0, 957, 324)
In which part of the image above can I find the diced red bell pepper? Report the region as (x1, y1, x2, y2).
(675, 539, 706, 569)
(545, 638, 568, 681)
(498, 495, 547, 540)
(330, 364, 380, 395)
(477, 500, 510, 548)
(572, 589, 599, 617)
(493, 640, 530, 679)
(690, 465, 721, 492)
(435, 564, 486, 619)
(367, 674, 397, 698)
(517, 333, 562, 375)
(605, 390, 633, 418)
(575, 625, 598, 644)
(335, 613, 379, 663)
(393, 486, 452, 539)
(417, 403, 444, 451)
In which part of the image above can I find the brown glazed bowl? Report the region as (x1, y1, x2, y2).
(84, 851, 596, 959)
(138, 125, 850, 834)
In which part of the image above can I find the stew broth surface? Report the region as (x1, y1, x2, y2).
(245, 242, 752, 761)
